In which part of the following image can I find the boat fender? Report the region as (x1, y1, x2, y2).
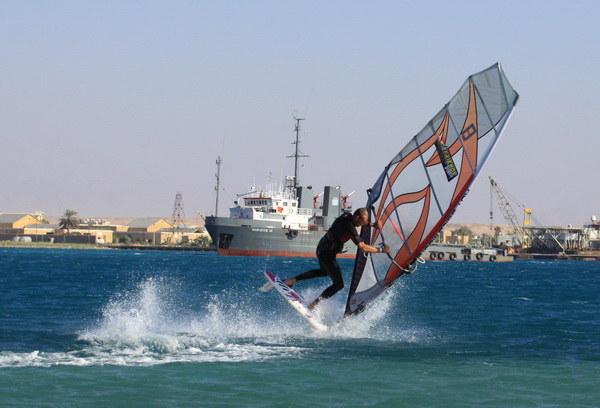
(476, 253, 483, 261)
(288, 229, 298, 238)
(437, 252, 444, 260)
(449, 252, 456, 261)
(429, 251, 436, 260)
(464, 254, 471, 261)
(489, 255, 496, 262)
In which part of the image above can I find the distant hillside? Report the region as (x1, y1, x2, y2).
(45, 217, 205, 228)
(42, 216, 502, 236)
(445, 223, 511, 236)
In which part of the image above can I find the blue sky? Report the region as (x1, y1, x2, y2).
(2, 0, 599, 227)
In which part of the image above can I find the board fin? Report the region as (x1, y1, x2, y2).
(262, 270, 328, 331)
(257, 281, 273, 292)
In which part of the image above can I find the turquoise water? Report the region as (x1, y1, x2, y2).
(1, 248, 599, 407)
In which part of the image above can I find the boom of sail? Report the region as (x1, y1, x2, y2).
(345, 63, 519, 316)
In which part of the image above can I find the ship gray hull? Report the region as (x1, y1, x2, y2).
(205, 216, 357, 258)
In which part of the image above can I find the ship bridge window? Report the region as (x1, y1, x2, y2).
(249, 199, 270, 206)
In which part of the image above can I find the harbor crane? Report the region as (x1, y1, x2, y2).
(489, 177, 532, 249)
(492, 177, 567, 252)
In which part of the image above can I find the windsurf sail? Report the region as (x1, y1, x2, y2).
(345, 63, 519, 316)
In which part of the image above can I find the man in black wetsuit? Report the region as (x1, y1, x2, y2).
(284, 208, 390, 310)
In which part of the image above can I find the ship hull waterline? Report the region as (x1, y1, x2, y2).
(205, 217, 357, 259)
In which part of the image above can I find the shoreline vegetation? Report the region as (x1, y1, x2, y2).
(0, 241, 104, 250)
(0, 241, 217, 251)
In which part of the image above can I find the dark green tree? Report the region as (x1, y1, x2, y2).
(452, 226, 473, 238)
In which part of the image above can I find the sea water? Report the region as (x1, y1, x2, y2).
(0, 247, 598, 407)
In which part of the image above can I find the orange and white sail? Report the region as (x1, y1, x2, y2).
(345, 63, 519, 316)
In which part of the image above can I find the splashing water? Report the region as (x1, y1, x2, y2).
(73, 277, 311, 366)
(1, 268, 424, 368)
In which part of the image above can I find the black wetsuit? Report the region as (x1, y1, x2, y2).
(293, 213, 363, 303)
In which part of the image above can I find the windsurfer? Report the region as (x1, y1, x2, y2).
(284, 208, 390, 310)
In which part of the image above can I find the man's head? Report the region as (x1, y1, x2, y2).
(352, 208, 369, 227)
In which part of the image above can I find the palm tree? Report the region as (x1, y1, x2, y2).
(59, 209, 80, 233)
(494, 226, 502, 239)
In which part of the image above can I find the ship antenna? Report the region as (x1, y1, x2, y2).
(287, 112, 309, 196)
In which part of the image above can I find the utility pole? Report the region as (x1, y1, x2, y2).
(214, 156, 222, 217)
(286, 115, 309, 195)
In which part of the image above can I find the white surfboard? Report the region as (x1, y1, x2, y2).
(261, 270, 328, 331)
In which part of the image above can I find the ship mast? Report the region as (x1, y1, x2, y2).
(287, 114, 309, 196)
(214, 156, 222, 217)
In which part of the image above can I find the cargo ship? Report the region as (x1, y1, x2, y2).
(205, 117, 357, 258)
(205, 179, 358, 258)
